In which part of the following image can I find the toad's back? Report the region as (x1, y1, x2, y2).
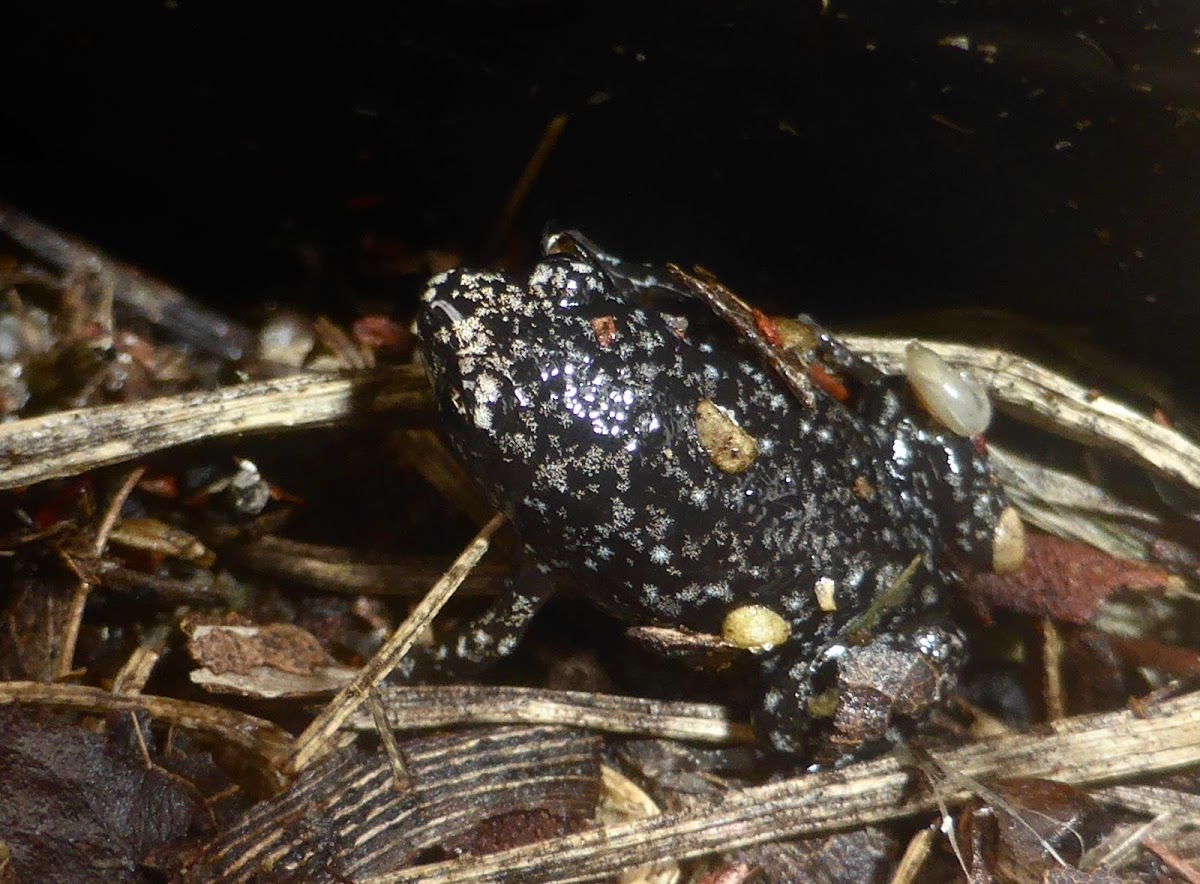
(420, 256, 922, 660)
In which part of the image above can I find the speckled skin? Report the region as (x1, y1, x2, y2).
(416, 233, 1011, 757)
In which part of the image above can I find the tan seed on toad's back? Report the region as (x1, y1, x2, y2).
(991, 506, 1027, 574)
(722, 605, 790, 652)
(813, 577, 838, 612)
(695, 398, 759, 474)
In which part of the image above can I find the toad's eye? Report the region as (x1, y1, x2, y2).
(529, 255, 609, 311)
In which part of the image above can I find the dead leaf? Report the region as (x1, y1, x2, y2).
(963, 533, 1176, 625)
(0, 709, 212, 883)
(185, 620, 330, 676)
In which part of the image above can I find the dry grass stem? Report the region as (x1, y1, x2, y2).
(889, 826, 936, 884)
(368, 685, 412, 790)
(0, 367, 428, 490)
(347, 684, 754, 745)
(110, 624, 171, 695)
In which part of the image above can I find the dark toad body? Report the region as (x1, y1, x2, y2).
(414, 232, 1025, 760)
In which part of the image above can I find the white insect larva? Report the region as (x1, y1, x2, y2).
(904, 341, 992, 437)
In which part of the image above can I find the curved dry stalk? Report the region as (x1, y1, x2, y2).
(0, 681, 293, 788)
(838, 335, 1200, 491)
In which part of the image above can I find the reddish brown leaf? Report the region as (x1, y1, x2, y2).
(444, 807, 580, 857)
(964, 533, 1174, 625)
(0, 710, 214, 882)
(734, 828, 896, 883)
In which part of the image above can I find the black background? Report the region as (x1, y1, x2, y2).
(3, 1, 1199, 387)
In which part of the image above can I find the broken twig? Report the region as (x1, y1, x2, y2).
(287, 513, 506, 773)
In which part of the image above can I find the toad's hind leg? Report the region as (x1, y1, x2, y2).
(752, 620, 968, 763)
(393, 564, 556, 680)
(752, 646, 823, 758)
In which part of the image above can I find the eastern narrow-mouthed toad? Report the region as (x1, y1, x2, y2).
(415, 232, 1024, 759)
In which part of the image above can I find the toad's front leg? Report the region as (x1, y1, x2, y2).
(394, 558, 557, 680)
